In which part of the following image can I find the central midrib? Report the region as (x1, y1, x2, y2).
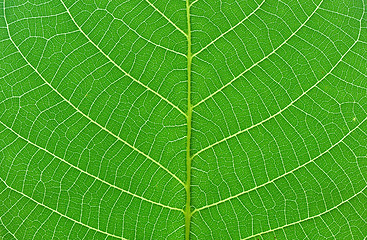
(184, 0, 193, 239)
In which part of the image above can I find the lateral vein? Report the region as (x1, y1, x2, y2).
(192, 0, 324, 109)
(0, 120, 185, 212)
(99, 8, 187, 57)
(0, 178, 128, 239)
(191, 12, 360, 158)
(192, 116, 367, 214)
(191, 0, 266, 58)
(241, 185, 367, 239)
(144, 0, 188, 37)
(4, 2, 186, 187)
(59, 0, 187, 117)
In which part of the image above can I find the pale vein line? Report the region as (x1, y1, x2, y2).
(184, 0, 193, 238)
(192, 10, 360, 158)
(192, 0, 324, 109)
(241, 185, 367, 239)
(0, 178, 127, 240)
(0, 120, 184, 212)
(100, 8, 187, 57)
(59, 0, 187, 117)
(319, 6, 361, 21)
(144, 0, 188, 37)
(0, 215, 18, 239)
(4, 2, 186, 187)
(191, 0, 266, 58)
(190, 0, 199, 8)
(192, 116, 367, 214)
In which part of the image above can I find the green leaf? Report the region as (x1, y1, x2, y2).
(1, 0, 366, 239)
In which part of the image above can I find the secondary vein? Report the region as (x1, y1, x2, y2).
(59, 0, 187, 117)
(4, 2, 185, 187)
(0, 120, 184, 212)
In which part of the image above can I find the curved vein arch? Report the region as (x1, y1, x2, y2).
(319, 6, 362, 21)
(0, 120, 184, 212)
(58, 0, 187, 117)
(192, 115, 367, 214)
(0, 218, 17, 239)
(343, 59, 367, 80)
(5, 191, 49, 238)
(192, 9, 362, 158)
(331, 73, 367, 90)
(0, 178, 127, 240)
(295, 105, 358, 195)
(3, 1, 186, 187)
(241, 185, 367, 240)
(191, 0, 266, 58)
(0, 194, 25, 238)
(192, 0, 325, 109)
(315, 13, 356, 43)
(144, 0, 187, 37)
(95, 7, 186, 57)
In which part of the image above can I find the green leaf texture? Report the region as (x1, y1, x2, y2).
(1, 0, 367, 239)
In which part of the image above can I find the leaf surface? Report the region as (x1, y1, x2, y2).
(0, 0, 367, 239)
